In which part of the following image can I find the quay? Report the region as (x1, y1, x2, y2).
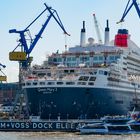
(0, 119, 101, 132)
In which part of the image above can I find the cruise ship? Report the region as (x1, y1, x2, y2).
(22, 20, 140, 120)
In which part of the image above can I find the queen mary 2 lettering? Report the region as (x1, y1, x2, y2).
(37, 88, 57, 94)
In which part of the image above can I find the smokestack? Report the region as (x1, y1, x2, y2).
(80, 21, 86, 47)
(104, 20, 110, 45)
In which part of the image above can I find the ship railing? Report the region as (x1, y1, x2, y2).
(22, 77, 96, 87)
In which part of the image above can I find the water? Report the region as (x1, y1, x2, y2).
(0, 132, 140, 140)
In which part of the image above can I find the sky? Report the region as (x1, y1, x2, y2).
(0, 0, 140, 82)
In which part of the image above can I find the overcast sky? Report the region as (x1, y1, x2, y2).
(0, 0, 140, 82)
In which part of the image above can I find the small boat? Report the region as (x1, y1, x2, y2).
(106, 123, 132, 135)
(79, 116, 139, 135)
(79, 123, 108, 134)
(79, 122, 133, 135)
(128, 120, 140, 132)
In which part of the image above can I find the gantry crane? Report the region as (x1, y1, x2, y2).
(118, 0, 140, 23)
(93, 13, 103, 44)
(9, 3, 70, 69)
(9, 4, 70, 118)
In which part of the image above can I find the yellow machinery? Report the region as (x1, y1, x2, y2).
(9, 52, 26, 61)
(0, 76, 7, 82)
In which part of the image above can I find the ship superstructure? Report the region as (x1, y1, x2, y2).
(21, 19, 140, 119)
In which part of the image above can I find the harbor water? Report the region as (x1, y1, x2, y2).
(1, 132, 140, 140)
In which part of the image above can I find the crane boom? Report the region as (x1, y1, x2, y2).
(0, 63, 6, 68)
(9, 3, 69, 68)
(93, 14, 103, 44)
(118, 0, 140, 23)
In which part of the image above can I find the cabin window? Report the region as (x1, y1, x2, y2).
(57, 82, 63, 85)
(47, 82, 55, 85)
(64, 70, 69, 73)
(123, 62, 127, 65)
(104, 71, 108, 75)
(38, 73, 46, 77)
(66, 82, 75, 85)
(89, 77, 96, 81)
(22, 83, 25, 86)
(57, 58, 62, 62)
(115, 55, 120, 60)
(131, 82, 135, 86)
(77, 82, 86, 85)
(94, 71, 97, 75)
(93, 56, 98, 61)
(40, 82, 45, 85)
(70, 69, 75, 73)
(67, 57, 72, 62)
(53, 58, 57, 62)
(109, 55, 114, 61)
(99, 56, 103, 61)
(88, 82, 94, 85)
(26, 82, 31, 86)
(79, 76, 89, 81)
(47, 73, 51, 76)
(80, 57, 89, 61)
(72, 57, 76, 61)
(99, 70, 104, 75)
(33, 82, 38, 85)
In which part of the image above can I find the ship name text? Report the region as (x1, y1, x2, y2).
(38, 88, 57, 94)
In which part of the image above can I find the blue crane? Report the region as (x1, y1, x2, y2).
(0, 63, 6, 69)
(0, 63, 6, 82)
(118, 0, 140, 23)
(9, 3, 70, 68)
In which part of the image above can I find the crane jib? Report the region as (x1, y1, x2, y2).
(118, 0, 140, 23)
(9, 3, 69, 68)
